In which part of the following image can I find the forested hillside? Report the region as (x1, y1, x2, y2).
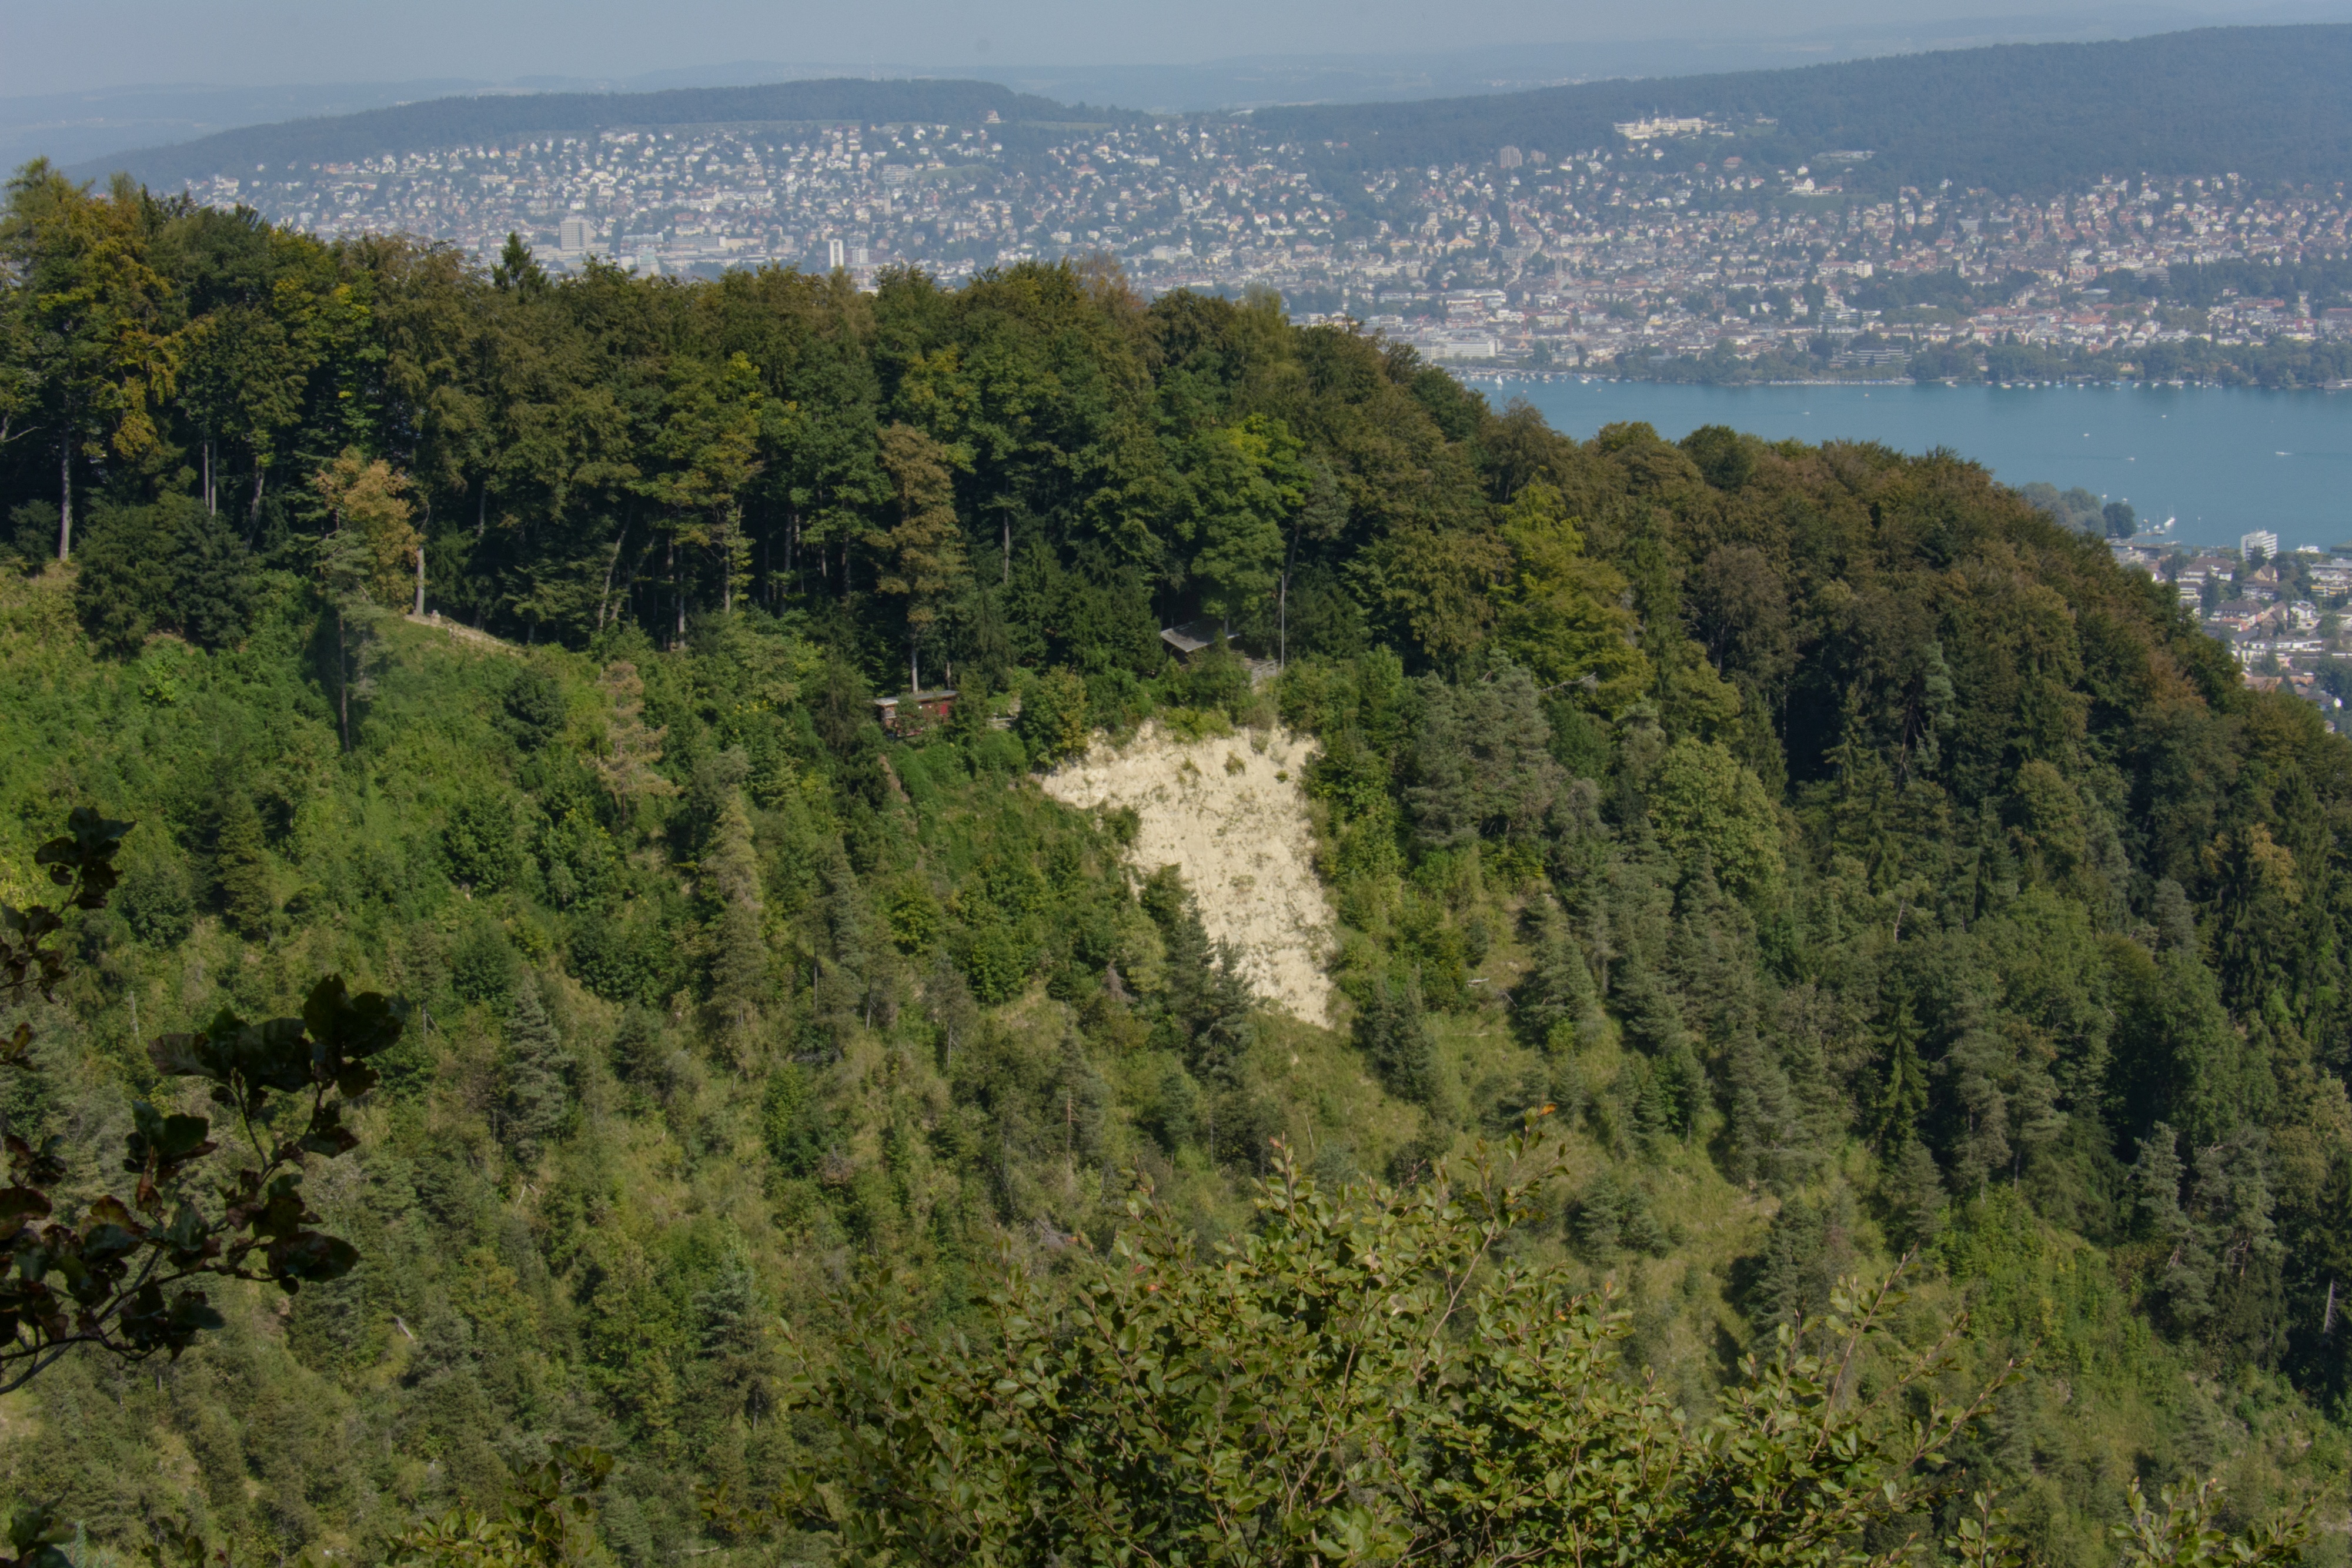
(89, 78, 1138, 192)
(1260, 24, 2352, 193)
(81, 24, 2352, 199)
(4, 168, 2352, 1567)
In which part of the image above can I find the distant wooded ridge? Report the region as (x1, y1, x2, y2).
(78, 79, 1144, 187)
(1259, 24, 2352, 192)
(70, 23, 2352, 195)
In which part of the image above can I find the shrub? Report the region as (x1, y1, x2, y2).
(118, 854, 195, 947)
(1018, 667, 1092, 768)
(734, 1129, 2289, 1568)
(445, 789, 523, 891)
(450, 917, 520, 1004)
(569, 908, 671, 1004)
(71, 495, 258, 655)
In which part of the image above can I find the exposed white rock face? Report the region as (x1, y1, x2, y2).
(1041, 723, 1335, 1027)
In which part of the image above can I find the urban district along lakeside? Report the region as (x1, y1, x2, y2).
(179, 103, 2352, 385)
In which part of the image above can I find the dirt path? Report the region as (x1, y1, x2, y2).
(1043, 723, 1336, 1027)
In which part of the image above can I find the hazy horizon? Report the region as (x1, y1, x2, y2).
(13, 0, 2352, 99)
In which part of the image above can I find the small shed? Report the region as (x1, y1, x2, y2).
(1158, 618, 1221, 658)
(874, 688, 958, 733)
(1160, 619, 1280, 687)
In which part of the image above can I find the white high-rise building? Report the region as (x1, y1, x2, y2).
(828, 236, 846, 270)
(557, 215, 595, 255)
(2242, 529, 2280, 560)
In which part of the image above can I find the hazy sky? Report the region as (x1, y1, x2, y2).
(6, 0, 2318, 95)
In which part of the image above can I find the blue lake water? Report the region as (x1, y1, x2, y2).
(1475, 376, 2352, 552)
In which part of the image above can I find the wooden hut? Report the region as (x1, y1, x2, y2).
(874, 688, 958, 733)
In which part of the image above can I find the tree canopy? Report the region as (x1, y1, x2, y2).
(0, 171, 2346, 1568)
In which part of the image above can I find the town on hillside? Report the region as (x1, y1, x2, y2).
(185, 115, 2352, 380)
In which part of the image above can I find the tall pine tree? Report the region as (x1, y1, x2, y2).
(499, 977, 573, 1164)
(213, 790, 273, 936)
(1356, 971, 1438, 1106)
(1514, 902, 1602, 1054)
(706, 785, 767, 1062)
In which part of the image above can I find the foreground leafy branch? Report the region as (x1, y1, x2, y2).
(0, 805, 126, 1009)
(719, 1116, 2310, 1568)
(96, 1444, 614, 1568)
(0, 808, 402, 1393)
(385, 1445, 614, 1568)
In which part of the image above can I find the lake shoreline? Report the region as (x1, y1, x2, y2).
(1454, 372, 2352, 393)
(1476, 377, 2352, 550)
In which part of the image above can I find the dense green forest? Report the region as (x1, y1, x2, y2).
(5, 167, 2352, 1566)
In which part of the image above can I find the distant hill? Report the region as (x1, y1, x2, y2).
(1251, 25, 2352, 192)
(11, 11, 2293, 174)
(0, 80, 498, 172)
(80, 78, 1140, 186)
(68, 24, 2352, 195)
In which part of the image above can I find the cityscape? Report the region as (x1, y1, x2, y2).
(2110, 529, 2352, 726)
(187, 110, 2352, 371)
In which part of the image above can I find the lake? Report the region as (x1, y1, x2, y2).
(1475, 376, 2352, 552)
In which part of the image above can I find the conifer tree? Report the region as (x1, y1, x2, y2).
(706, 787, 767, 1057)
(1746, 1191, 1855, 1332)
(1355, 971, 1437, 1105)
(2187, 1134, 2283, 1325)
(874, 422, 971, 692)
(2151, 877, 2200, 953)
(2133, 1123, 2190, 1239)
(178, 501, 259, 649)
(696, 1254, 759, 1358)
(593, 661, 676, 804)
(2132, 1122, 2221, 1329)
(1406, 666, 1563, 851)
(1141, 1061, 1201, 1153)
(1569, 1168, 1667, 1258)
(118, 850, 193, 947)
(1514, 903, 1601, 1054)
(1943, 1021, 2016, 1195)
(213, 790, 273, 935)
(1617, 1057, 1673, 1153)
(1726, 1034, 1814, 1192)
(1187, 955, 1257, 1085)
(500, 977, 572, 1164)
(1054, 1031, 1112, 1169)
(310, 449, 417, 750)
(1884, 1136, 1949, 1254)
(763, 1062, 832, 1177)
(1876, 999, 1930, 1147)
(1141, 865, 1255, 1082)
(813, 842, 876, 1039)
